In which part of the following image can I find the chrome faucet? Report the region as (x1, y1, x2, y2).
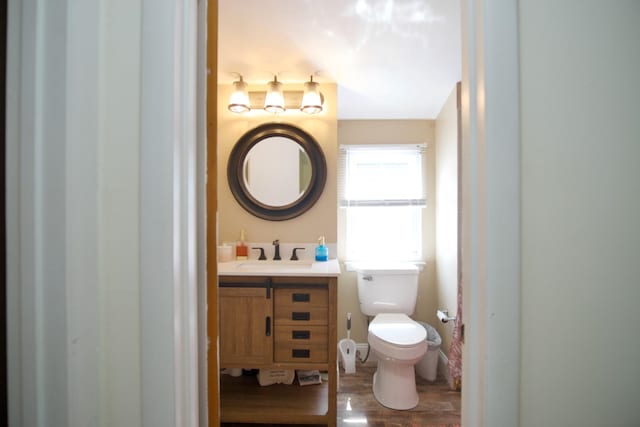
(272, 239, 281, 260)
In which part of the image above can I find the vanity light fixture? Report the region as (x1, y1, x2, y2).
(300, 75, 323, 114)
(227, 75, 250, 113)
(264, 76, 286, 113)
(227, 75, 325, 115)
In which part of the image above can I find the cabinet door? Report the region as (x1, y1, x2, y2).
(219, 287, 273, 366)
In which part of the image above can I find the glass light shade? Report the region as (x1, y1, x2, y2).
(264, 77, 285, 113)
(300, 77, 323, 114)
(228, 77, 250, 113)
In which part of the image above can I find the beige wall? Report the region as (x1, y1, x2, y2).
(434, 87, 458, 356)
(336, 120, 437, 343)
(519, 1, 640, 425)
(218, 101, 447, 346)
(218, 111, 441, 343)
(217, 82, 338, 245)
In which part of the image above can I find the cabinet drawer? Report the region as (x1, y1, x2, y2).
(274, 288, 328, 325)
(274, 326, 328, 363)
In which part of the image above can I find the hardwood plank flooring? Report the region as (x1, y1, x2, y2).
(222, 364, 461, 427)
(337, 365, 460, 426)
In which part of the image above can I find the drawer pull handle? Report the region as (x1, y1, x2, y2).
(292, 349, 310, 358)
(292, 330, 310, 339)
(292, 293, 310, 302)
(292, 312, 310, 321)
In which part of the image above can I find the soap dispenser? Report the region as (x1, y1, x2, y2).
(236, 229, 248, 260)
(315, 236, 328, 262)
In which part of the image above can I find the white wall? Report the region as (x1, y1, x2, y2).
(6, 1, 199, 426)
(434, 86, 458, 356)
(519, 1, 640, 425)
(99, 1, 143, 424)
(7, 1, 108, 424)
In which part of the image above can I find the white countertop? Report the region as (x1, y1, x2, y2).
(218, 259, 341, 277)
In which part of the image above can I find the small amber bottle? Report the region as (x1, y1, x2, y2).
(236, 229, 248, 260)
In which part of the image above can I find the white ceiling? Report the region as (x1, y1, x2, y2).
(218, 0, 461, 120)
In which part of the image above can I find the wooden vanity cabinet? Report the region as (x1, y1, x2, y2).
(218, 275, 337, 427)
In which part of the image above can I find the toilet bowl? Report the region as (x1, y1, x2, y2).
(368, 313, 427, 410)
(355, 263, 427, 410)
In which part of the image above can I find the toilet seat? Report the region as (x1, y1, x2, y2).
(369, 313, 426, 346)
(368, 313, 427, 362)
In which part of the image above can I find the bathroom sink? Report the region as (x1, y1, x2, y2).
(218, 259, 341, 277)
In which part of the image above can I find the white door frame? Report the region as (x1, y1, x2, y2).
(460, 0, 521, 426)
(139, 0, 200, 426)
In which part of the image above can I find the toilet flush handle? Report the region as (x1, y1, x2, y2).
(362, 274, 373, 281)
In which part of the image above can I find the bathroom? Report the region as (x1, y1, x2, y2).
(215, 1, 461, 424)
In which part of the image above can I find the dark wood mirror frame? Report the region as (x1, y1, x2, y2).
(227, 122, 327, 221)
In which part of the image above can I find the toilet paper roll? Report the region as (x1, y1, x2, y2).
(218, 245, 233, 262)
(220, 367, 243, 377)
(437, 310, 448, 323)
(437, 309, 456, 323)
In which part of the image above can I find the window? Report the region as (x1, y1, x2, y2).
(339, 144, 426, 262)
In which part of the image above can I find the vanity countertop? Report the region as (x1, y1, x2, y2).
(218, 259, 341, 277)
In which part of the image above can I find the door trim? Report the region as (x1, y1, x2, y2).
(460, 0, 521, 425)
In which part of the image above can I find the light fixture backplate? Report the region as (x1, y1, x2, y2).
(249, 90, 304, 110)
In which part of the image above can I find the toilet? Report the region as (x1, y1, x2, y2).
(356, 263, 427, 410)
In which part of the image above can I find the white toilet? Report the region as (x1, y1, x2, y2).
(356, 263, 427, 410)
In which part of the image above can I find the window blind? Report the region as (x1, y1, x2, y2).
(338, 144, 427, 207)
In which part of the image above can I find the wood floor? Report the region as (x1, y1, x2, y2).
(336, 365, 460, 427)
(221, 364, 461, 427)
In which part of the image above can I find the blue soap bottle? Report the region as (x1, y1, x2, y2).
(315, 236, 328, 262)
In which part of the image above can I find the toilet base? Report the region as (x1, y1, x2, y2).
(372, 359, 419, 410)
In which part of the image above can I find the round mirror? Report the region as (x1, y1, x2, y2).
(227, 123, 327, 221)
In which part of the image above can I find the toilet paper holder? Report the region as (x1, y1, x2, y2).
(437, 309, 456, 323)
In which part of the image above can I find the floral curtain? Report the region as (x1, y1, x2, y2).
(447, 81, 463, 391)
(448, 280, 463, 390)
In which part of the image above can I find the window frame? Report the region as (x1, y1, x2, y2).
(339, 144, 427, 262)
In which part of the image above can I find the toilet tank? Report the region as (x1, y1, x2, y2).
(355, 262, 420, 316)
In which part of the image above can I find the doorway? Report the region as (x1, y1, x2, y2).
(206, 1, 522, 426)
(209, 0, 519, 425)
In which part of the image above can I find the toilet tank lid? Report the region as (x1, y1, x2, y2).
(353, 262, 419, 275)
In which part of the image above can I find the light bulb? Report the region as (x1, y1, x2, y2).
(264, 76, 285, 113)
(300, 76, 323, 114)
(228, 76, 250, 113)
